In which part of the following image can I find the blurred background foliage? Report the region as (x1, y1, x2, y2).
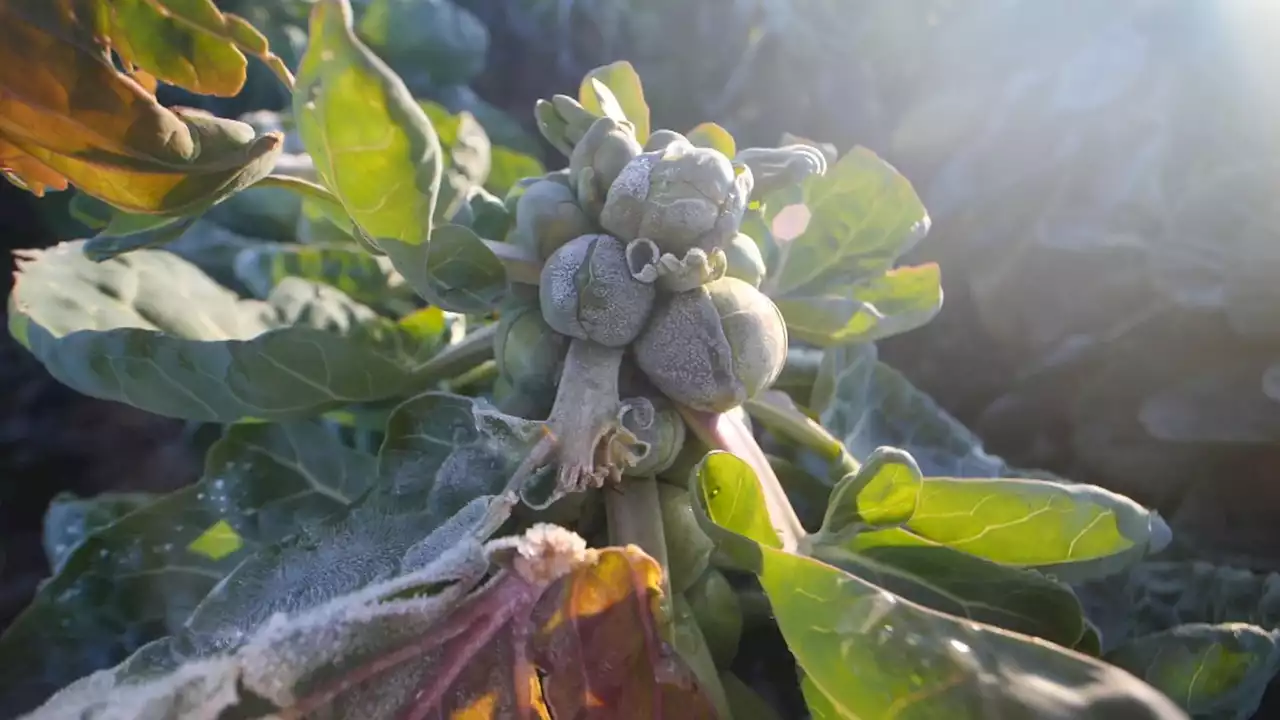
(4, 0, 1280, 659)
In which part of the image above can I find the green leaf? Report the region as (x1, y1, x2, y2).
(776, 263, 944, 347)
(486, 146, 547, 198)
(849, 473, 1170, 583)
(764, 146, 930, 299)
(180, 392, 537, 654)
(0, 421, 374, 716)
(232, 242, 419, 315)
(379, 224, 508, 314)
(9, 242, 450, 422)
(812, 543, 1087, 648)
(579, 61, 651, 142)
(83, 215, 198, 261)
(689, 452, 1190, 720)
(687, 122, 737, 158)
(293, 0, 442, 248)
(1106, 624, 1280, 719)
(814, 342, 1018, 477)
(419, 100, 492, 222)
(816, 447, 922, 538)
(42, 491, 157, 574)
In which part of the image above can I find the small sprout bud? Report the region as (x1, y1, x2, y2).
(495, 302, 570, 405)
(621, 395, 687, 477)
(569, 116, 643, 218)
(539, 234, 657, 347)
(513, 178, 595, 260)
(599, 138, 755, 258)
(634, 276, 787, 412)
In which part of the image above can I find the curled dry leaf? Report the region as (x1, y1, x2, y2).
(0, 0, 288, 213)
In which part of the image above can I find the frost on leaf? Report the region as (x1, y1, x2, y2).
(23, 527, 720, 720)
(180, 394, 540, 657)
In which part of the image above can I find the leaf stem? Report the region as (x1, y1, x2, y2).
(744, 393, 859, 478)
(409, 324, 497, 387)
(676, 405, 806, 553)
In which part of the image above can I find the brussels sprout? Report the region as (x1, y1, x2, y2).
(539, 234, 657, 347)
(512, 179, 595, 259)
(685, 567, 743, 668)
(621, 395, 686, 477)
(634, 276, 787, 412)
(723, 232, 767, 288)
(659, 483, 715, 594)
(494, 302, 570, 404)
(599, 138, 755, 257)
(569, 116, 642, 217)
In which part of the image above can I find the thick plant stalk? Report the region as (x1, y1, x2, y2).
(606, 475, 674, 636)
(677, 405, 806, 553)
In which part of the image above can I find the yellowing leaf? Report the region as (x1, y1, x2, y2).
(271, 527, 719, 718)
(0, 5, 283, 214)
(187, 520, 243, 560)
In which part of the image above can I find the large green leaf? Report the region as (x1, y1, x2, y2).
(9, 242, 449, 422)
(814, 342, 1018, 477)
(763, 146, 931, 299)
(0, 421, 374, 717)
(579, 61, 651, 143)
(849, 473, 1170, 583)
(690, 451, 1190, 720)
(232, 242, 419, 315)
(775, 263, 944, 348)
(292, 0, 442, 248)
(1106, 624, 1280, 719)
(42, 491, 158, 574)
(179, 392, 538, 655)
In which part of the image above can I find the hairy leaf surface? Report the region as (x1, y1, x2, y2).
(0, 422, 374, 717)
(9, 242, 449, 421)
(23, 528, 718, 720)
(179, 393, 539, 656)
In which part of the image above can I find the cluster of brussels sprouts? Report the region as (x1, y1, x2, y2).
(492, 94, 810, 496)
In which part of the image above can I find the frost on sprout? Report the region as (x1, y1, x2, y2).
(634, 276, 788, 413)
(538, 233, 656, 348)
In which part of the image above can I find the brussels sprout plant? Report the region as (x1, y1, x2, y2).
(2, 2, 1273, 719)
